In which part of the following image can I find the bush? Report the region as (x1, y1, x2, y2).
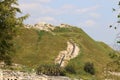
(84, 62, 95, 75)
(36, 64, 66, 76)
(37, 30, 45, 40)
(53, 27, 71, 32)
(4, 56, 12, 65)
(65, 64, 76, 74)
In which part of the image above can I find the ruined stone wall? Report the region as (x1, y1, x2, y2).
(55, 40, 80, 67)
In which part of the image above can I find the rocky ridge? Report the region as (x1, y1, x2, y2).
(25, 22, 71, 31)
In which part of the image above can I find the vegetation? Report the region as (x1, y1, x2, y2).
(84, 62, 95, 75)
(0, 0, 28, 65)
(13, 28, 67, 67)
(65, 64, 76, 74)
(36, 64, 65, 76)
(99, 1, 120, 79)
(104, 56, 120, 79)
(0, 0, 118, 79)
(11, 26, 114, 79)
(110, 1, 120, 29)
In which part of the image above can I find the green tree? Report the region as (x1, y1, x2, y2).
(0, 0, 28, 65)
(110, 1, 120, 29)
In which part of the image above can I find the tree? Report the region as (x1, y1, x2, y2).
(0, 0, 28, 65)
(103, 1, 120, 79)
(110, 1, 120, 29)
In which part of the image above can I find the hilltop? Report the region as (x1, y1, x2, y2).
(12, 22, 114, 79)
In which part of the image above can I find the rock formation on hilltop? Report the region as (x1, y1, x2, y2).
(25, 22, 71, 31)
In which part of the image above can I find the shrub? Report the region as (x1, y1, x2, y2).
(53, 27, 71, 32)
(65, 64, 76, 74)
(36, 64, 66, 76)
(37, 30, 45, 40)
(84, 62, 95, 75)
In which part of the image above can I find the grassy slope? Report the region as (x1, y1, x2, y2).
(53, 27, 114, 79)
(13, 28, 67, 67)
(13, 26, 114, 79)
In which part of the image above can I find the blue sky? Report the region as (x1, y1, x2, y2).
(18, 0, 120, 45)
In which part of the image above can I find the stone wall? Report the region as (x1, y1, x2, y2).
(55, 40, 80, 67)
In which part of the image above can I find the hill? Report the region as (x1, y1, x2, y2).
(12, 23, 114, 79)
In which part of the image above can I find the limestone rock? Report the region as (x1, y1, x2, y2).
(25, 22, 55, 31)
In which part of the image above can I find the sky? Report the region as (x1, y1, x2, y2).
(18, 0, 120, 46)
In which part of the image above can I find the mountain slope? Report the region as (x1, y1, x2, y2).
(12, 25, 114, 79)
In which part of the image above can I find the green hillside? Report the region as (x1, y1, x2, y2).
(12, 26, 114, 79)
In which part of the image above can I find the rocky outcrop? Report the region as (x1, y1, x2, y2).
(25, 23, 72, 32)
(55, 40, 80, 67)
(108, 71, 120, 76)
(25, 22, 55, 31)
(59, 24, 71, 28)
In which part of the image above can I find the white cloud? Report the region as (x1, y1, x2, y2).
(19, 0, 53, 11)
(19, 2, 101, 26)
(61, 4, 76, 10)
(38, 0, 53, 3)
(84, 20, 96, 27)
(36, 16, 59, 24)
(19, 3, 39, 10)
(20, 2, 101, 17)
(76, 5, 100, 14)
(89, 13, 101, 18)
(19, 3, 55, 15)
(39, 6, 55, 14)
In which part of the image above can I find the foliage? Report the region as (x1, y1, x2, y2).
(65, 64, 76, 74)
(37, 30, 46, 40)
(0, 0, 28, 65)
(109, 51, 118, 59)
(36, 64, 66, 76)
(12, 27, 113, 79)
(104, 55, 120, 79)
(110, 1, 120, 29)
(84, 62, 95, 75)
(53, 27, 72, 32)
